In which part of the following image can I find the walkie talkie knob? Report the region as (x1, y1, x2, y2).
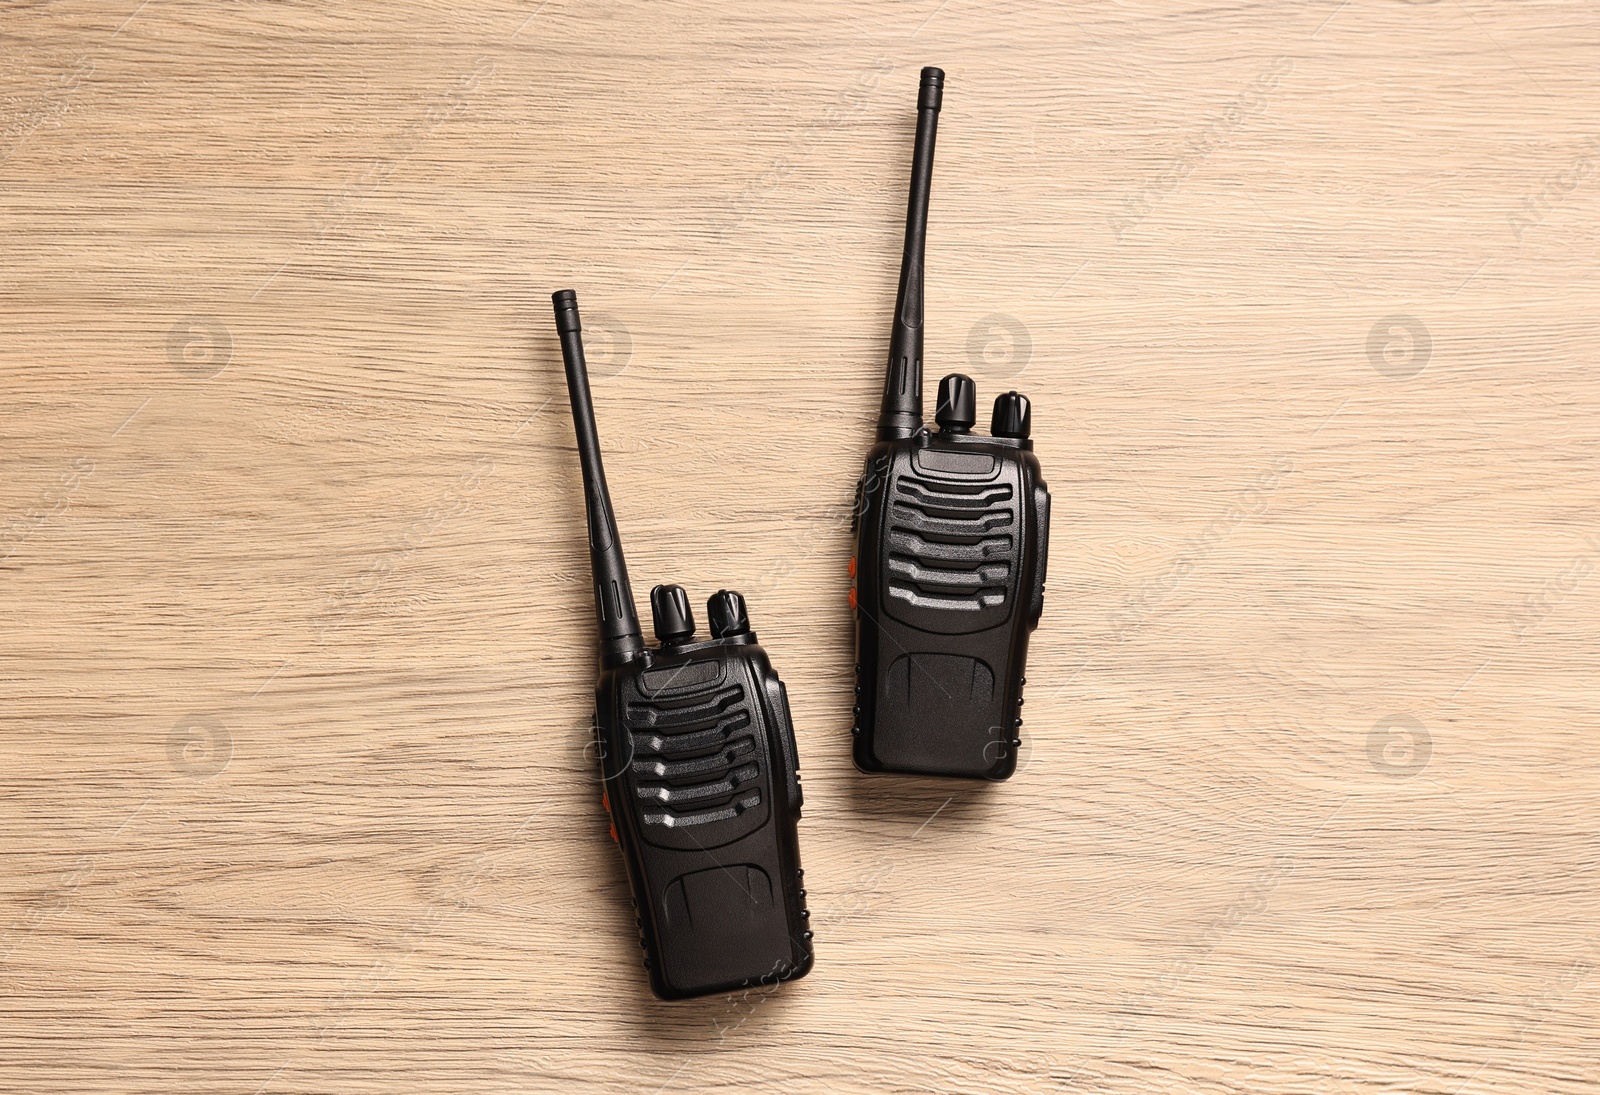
(935, 373, 976, 434)
(707, 590, 750, 639)
(991, 391, 1032, 439)
(650, 584, 695, 644)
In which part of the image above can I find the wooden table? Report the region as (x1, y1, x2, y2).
(3, 2, 1596, 1092)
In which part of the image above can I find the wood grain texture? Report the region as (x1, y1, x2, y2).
(2, 1, 1597, 1092)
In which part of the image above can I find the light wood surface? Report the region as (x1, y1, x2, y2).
(3, 2, 1598, 1092)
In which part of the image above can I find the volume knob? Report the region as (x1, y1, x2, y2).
(707, 590, 750, 638)
(650, 584, 695, 644)
(991, 391, 1031, 439)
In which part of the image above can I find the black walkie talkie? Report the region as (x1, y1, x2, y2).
(849, 68, 1052, 781)
(553, 290, 814, 1000)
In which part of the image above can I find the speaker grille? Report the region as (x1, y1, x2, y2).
(626, 684, 762, 830)
(886, 476, 1015, 613)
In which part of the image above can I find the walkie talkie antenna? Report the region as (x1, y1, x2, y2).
(877, 66, 943, 442)
(553, 289, 645, 665)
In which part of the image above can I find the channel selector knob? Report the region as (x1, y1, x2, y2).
(935, 373, 977, 433)
(650, 584, 695, 644)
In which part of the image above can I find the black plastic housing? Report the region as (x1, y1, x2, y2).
(553, 289, 812, 1000)
(594, 630, 812, 1000)
(852, 424, 1049, 779)
(849, 68, 1052, 780)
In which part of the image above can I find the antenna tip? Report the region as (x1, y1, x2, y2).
(919, 67, 944, 111)
(552, 289, 580, 332)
